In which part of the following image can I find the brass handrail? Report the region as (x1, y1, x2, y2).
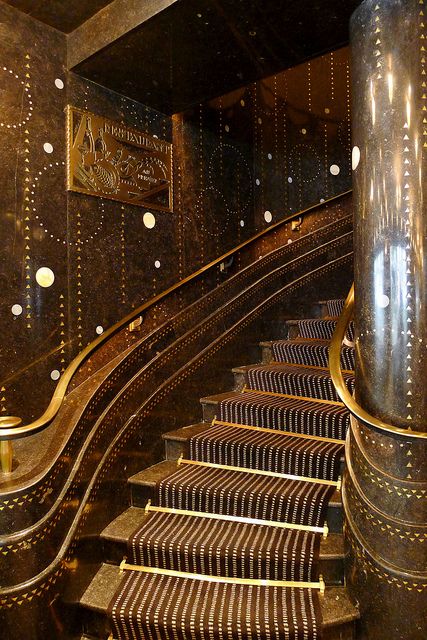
(0, 189, 351, 473)
(329, 284, 427, 440)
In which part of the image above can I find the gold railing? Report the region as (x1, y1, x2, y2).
(0, 190, 352, 474)
(329, 284, 427, 440)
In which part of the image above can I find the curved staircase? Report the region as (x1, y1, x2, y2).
(70, 297, 359, 640)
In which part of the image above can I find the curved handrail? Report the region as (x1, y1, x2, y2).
(329, 284, 427, 440)
(0, 190, 351, 452)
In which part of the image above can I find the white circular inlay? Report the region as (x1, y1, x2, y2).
(240, 220, 245, 227)
(154, 260, 161, 268)
(50, 369, 60, 381)
(224, 124, 230, 133)
(287, 238, 293, 244)
(352, 146, 361, 171)
(288, 177, 293, 183)
(54, 78, 64, 90)
(43, 142, 53, 154)
(143, 212, 156, 229)
(324, 107, 330, 114)
(320, 198, 325, 203)
(96, 325, 104, 335)
(264, 210, 272, 223)
(377, 294, 390, 308)
(36, 267, 55, 288)
(330, 164, 340, 176)
(257, 117, 262, 125)
(267, 153, 272, 160)
(301, 128, 307, 135)
(240, 99, 245, 107)
(255, 178, 260, 186)
(11, 304, 23, 316)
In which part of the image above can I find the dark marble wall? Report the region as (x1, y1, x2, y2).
(0, 2, 352, 423)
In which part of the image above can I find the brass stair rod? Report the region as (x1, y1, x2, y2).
(144, 500, 329, 538)
(211, 417, 344, 445)
(119, 558, 326, 593)
(177, 455, 341, 489)
(241, 386, 344, 407)
(0, 190, 352, 475)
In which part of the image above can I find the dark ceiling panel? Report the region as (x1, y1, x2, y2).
(71, 0, 361, 114)
(3, 0, 115, 33)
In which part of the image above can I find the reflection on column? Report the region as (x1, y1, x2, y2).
(353, 0, 426, 432)
(345, 1, 427, 638)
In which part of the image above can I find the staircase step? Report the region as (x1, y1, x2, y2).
(129, 460, 177, 507)
(101, 506, 345, 584)
(234, 362, 354, 402)
(201, 390, 349, 440)
(162, 422, 209, 459)
(323, 299, 345, 317)
(78, 564, 358, 639)
(164, 419, 346, 472)
(296, 319, 354, 341)
(200, 390, 242, 421)
(157, 463, 333, 527)
(189, 423, 343, 480)
(262, 338, 354, 370)
(129, 461, 343, 532)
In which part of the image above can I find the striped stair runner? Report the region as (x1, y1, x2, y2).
(246, 363, 354, 403)
(326, 299, 345, 317)
(109, 299, 351, 640)
(297, 319, 354, 342)
(271, 339, 354, 370)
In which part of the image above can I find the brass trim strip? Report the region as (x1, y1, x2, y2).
(0, 189, 352, 463)
(144, 499, 329, 537)
(177, 455, 340, 488)
(212, 418, 344, 445)
(241, 386, 344, 407)
(329, 284, 427, 440)
(119, 559, 326, 593)
(270, 361, 355, 375)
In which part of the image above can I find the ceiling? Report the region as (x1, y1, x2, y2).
(4, 0, 115, 32)
(5, 0, 362, 114)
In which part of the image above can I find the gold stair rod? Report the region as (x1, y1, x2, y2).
(211, 418, 344, 445)
(144, 500, 329, 538)
(177, 455, 341, 489)
(241, 386, 344, 407)
(329, 284, 427, 440)
(119, 558, 326, 593)
(269, 361, 355, 375)
(0, 189, 352, 475)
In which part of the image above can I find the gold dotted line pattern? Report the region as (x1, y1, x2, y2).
(350, 438, 427, 501)
(346, 477, 427, 544)
(0, 252, 352, 606)
(0, 246, 352, 575)
(345, 521, 427, 593)
(0, 212, 351, 514)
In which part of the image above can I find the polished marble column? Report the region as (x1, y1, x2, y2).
(345, 1, 427, 638)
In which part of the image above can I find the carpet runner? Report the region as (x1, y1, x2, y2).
(271, 339, 354, 370)
(245, 363, 354, 403)
(108, 300, 350, 640)
(111, 573, 322, 640)
(326, 299, 345, 316)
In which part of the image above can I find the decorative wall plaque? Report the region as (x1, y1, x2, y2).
(66, 106, 173, 211)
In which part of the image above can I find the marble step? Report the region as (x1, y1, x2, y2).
(128, 460, 344, 534)
(77, 564, 359, 640)
(260, 338, 354, 369)
(231, 362, 354, 401)
(100, 506, 345, 585)
(162, 421, 346, 478)
(199, 390, 349, 441)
